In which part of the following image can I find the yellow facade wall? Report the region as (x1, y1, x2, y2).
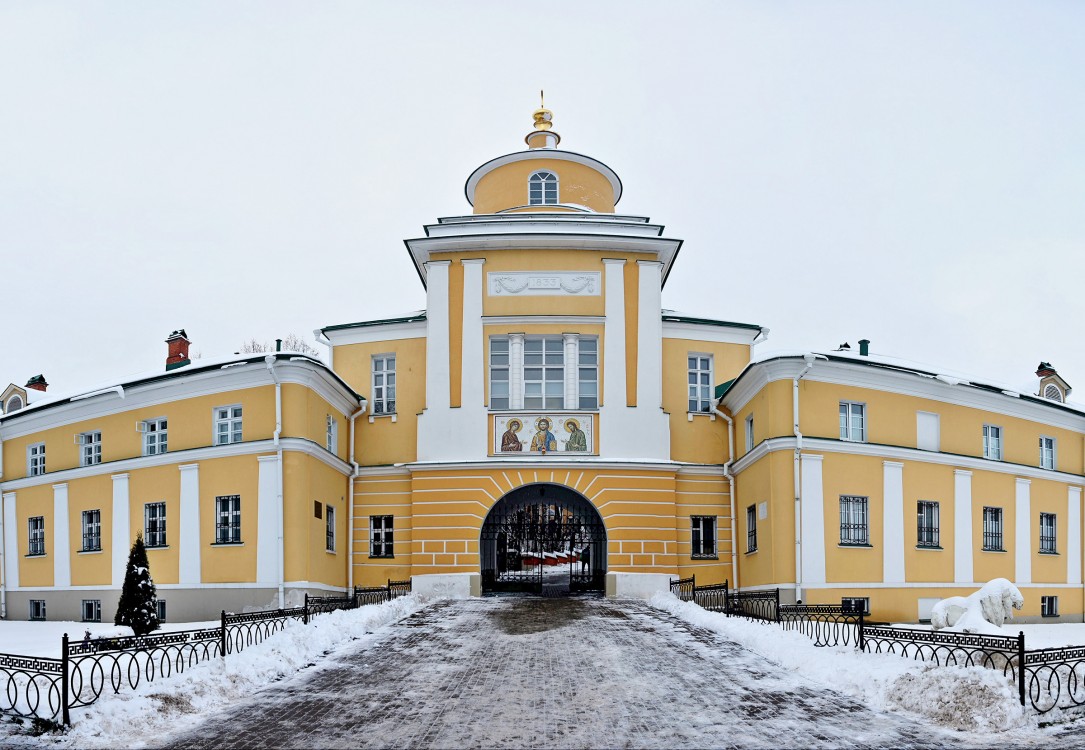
(198, 455, 259, 584)
(67, 473, 115, 586)
(283, 452, 349, 588)
(128, 464, 182, 585)
(15, 483, 55, 587)
(472, 159, 616, 214)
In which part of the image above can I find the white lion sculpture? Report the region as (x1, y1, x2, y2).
(931, 578, 1024, 633)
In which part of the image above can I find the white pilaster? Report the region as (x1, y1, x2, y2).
(52, 483, 70, 588)
(1069, 487, 1082, 586)
(1015, 478, 1032, 584)
(461, 259, 486, 409)
(563, 333, 579, 409)
(257, 455, 279, 586)
(600, 259, 628, 458)
(636, 261, 663, 410)
(953, 470, 973, 584)
(882, 461, 905, 584)
(509, 333, 525, 409)
(417, 260, 453, 461)
(2, 492, 18, 590)
(111, 473, 130, 588)
(178, 464, 201, 585)
(799, 454, 826, 586)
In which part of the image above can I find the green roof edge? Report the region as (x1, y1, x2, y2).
(322, 312, 428, 333)
(661, 313, 762, 331)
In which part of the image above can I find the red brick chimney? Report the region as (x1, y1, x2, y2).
(166, 329, 192, 371)
(25, 374, 48, 392)
(1036, 361, 1056, 378)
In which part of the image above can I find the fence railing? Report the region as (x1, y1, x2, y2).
(779, 604, 863, 647)
(670, 575, 695, 602)
(2, 579, 412, 725)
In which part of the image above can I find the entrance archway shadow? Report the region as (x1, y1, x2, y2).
(480, 483, 607, 596)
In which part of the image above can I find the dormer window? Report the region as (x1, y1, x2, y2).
(1044, 384, 1063, 402)
(528, 171, 559, 205)
(6, 395, 22, 412)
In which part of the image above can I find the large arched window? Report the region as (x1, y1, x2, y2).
(528, 171, 559, 205)
(6, 395, 23, 412)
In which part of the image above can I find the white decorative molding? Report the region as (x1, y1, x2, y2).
(178, 464, 201, 585)
(111, 474, 130, 588)
(800, 453, 826, 587)
(488, 271, 601, 297)
(882, 462, 905, 584)
(1015, 478, 1032, 584)
(954, 470, 973, 584)
(256, 455, 280, 586)
(3, 492, 19, 590)
(1069, 487, 1082, 585)
(461, 259, 488, 457)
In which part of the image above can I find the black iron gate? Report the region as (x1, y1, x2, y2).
(480, 484, 607, 595)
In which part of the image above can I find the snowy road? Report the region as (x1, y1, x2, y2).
(159, 596, 974, 749)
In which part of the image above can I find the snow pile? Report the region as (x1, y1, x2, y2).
(650, 593, 1029, 734)
(0, 620, 219, 658)
(932, 578, 1024, 634)
(15, 595, 423, 748)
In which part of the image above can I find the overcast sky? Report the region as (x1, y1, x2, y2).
(2, 1, 1083, 397)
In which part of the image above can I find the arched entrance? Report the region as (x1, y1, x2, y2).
(480, 483, 607, 595)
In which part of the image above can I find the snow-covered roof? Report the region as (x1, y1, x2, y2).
(0, 351, 363, 423)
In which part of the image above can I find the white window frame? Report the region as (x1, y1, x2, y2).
(28, 516, 45, 556)
(142, 417, 168, 456)
(81, 509, 101, 552)
(370, 515, 394, 558)
(81, 599, 101, 623)
(27, 442, 45, 477)
(145, 502, 167, 548)
(528, 170, 559, 205)
(691, 515, 718, 558)
(29, 600, 46, 621)
(983, 424, 1003, 460)
(214, 405, 243, 445)
(744, 414, 755, 452)
(371, 354, 396, 415)
(77, 431, 102, 467)
(1040, 512, 1057, 554)
(839, 401, 866, 442)
(326, 415, 338, 454)
(326, 504, 336, 552)
(488, 335, 598, 411)
(687, 354, 714, 414)
(1040, 436, 1056, 470)
(215, 495, 241, 544)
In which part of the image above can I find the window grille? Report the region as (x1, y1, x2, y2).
(839, 495, 869, 545)
(215, 495, 241, 543)
(691, 516, 717, 557)
(370, 515, 394, 558)
(916, 501, 939, 548)
(28, 516, 45, 556)
(82, 509, 101, 551)
(1040, 512, 1057, 554)
(145, 502, 167, 547)
(982, 506, 1004, 551)
(746, 505, 757, 553)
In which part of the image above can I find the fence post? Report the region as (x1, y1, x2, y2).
(858, 611, 865, 652)
(386, 581, 392, 603)
(61, 633, 70, 726)
(220, 610, 227, 658)
(774, 588, 781, 623)
(723, 579, 730, 617)
(303, 593, 310, 625)
(1017, 631, 1026, 707)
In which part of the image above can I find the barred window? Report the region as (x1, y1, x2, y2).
(982, 506, 1004, 551)
(29, 600, 46, 621)
(81, 599, 101, 623)
(1042, 595, 1059, 618)
(916, 501, 939, 548)
(145, 502, 167, 548)
(370, 515, 394, 558)
(215, 495, 241, 544)
(28, 516, 45, 556)
(1040, 513, 1057, 554)
(326, 505, 336, 553)
(839, 495, 869, 546)
(841, 597, 870, 615)
(746, 505, 757, 553)
(82, 510, 101, 552)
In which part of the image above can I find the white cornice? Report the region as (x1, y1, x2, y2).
(0, 361, 359, 439)
(398, 459, 722, 474)
(662, 321, 760, 346)
(0, 437, 351, 492)
(732, 435, 1085, 486)
(426, 218, 663, 239)
(723, 357, 1085, 433)
(438, 212, 651, 226)
(324, 320, 428, 346)
(483, 316, 606, 326)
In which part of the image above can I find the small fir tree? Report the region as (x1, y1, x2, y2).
(114, 532, 160, 636)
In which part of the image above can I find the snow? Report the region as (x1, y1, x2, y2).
(649, 592, 1031, 734)
(932, 578, 1024, 634)
(0, 619, 220, 658)
(2, 596, 422, 747)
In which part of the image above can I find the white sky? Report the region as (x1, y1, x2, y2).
(1, 1, 1083, 396)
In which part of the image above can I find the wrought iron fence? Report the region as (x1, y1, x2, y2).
(779, 604, 863, 647)
(0, 652, 66, 723)
(1022, 645, 1085, 714)
(354, 578, 413, 606)
(726, 589, 780, 622)
(670, 575, 695, 602)
(692, 582, 728, 613)
(3, 579, 414, 726)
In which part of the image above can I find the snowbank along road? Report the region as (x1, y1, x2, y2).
(152, 596, 997, 749)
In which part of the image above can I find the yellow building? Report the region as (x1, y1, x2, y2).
(2, 106, 1082, 624)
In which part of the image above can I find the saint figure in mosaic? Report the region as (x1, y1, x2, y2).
(501, 419, 523, 452)
(530, 417, 557, 452)
(564, 418, 587, 452)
